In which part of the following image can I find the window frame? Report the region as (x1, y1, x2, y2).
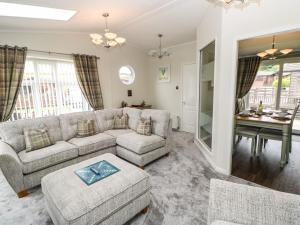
(11, 56, 90, 120)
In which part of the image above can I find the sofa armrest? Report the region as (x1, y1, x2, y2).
(208, 179, 300, 225)
(0, 141, 25, 193)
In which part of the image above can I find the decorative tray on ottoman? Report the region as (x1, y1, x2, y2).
(75, 160, 120, 185)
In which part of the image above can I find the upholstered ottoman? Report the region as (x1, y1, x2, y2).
(41, 153, 151, 225)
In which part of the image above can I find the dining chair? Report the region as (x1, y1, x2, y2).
(235, 126, 260, 156)
(257, 104, 300, 162)
(236, 98, 247, 143)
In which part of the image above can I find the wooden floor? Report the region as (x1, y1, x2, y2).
(232, 135, 300, 195)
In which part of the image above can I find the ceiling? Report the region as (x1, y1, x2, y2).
(239, 30, 300, 56)
(0, 0, 211, 50)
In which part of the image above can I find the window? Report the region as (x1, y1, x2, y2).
(248, 61, 300, 113)
(248, 63, 280, 109)
(11, 58, 89, 120)
(119, 66, 135, 85)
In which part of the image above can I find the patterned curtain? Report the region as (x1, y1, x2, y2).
(73, 54, 103, 110)
(0, 45, 27, 122)
(235, 56, 261, 113)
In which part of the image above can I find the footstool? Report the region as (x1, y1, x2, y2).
(41, 153, 151, 225)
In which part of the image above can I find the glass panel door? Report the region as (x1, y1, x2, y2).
(281, 62, 300, 133)
(280, 62, 300, 109)
(198, 41, 215, 149)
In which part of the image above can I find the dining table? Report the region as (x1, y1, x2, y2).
(235, 112, 292, 168)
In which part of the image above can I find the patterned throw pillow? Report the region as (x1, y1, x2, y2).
(136, 117, 152, 136)
(24, 126, 52, 152)
(114, 114, 129, 129)
(77, 120, 97, 137)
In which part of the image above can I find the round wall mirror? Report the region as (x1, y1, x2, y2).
(119, 66, 135, 85)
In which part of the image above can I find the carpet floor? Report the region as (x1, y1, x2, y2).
(0, 131, 252, 225)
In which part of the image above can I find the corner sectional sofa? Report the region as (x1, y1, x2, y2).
(0, 107, 171, 197)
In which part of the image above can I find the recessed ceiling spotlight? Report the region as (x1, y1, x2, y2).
(0, 2, 77, 21)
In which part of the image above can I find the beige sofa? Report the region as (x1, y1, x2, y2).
(0, 107, 171, 197)
(208, 179, 300, 225)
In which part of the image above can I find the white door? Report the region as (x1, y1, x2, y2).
(182, 63, 197, 133)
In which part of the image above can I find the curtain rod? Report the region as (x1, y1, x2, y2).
(28, 49, 100, 59)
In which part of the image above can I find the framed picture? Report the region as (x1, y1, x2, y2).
(158, 65, 171, 82)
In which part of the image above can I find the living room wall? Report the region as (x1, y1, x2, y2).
(0, 31, 152, 109)
(197, 0, 300, 175)
(148, 41, 196, 129)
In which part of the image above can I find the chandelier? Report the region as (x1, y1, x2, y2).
(219, 0, 247, 4)
(257, 36, 293, 59)
(89, 13, 126, 48)
(148, 34, 170, 59)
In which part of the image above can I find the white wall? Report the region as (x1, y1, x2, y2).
(196, 0, 300, 174)
(148, 41, 196, 129)
(196, 5, 224, 172)
(0, 31, 152, 108)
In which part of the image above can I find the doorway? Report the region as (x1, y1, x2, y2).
(181, 63, 197, 133)
(232, 30, 300, 194)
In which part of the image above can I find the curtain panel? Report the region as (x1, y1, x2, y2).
(0, 45, 27, 122)
(73, 54, 104, 110)
(235, 56, 261, 113)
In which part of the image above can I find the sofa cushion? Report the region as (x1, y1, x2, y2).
(59, 111, 99, 140)
(68, 133, 116, 156)
(141, 109, 170, 138)
(211, 221, 243, 225)
(76, 120, 97, 137)
(24, 126, 52, 152)
(18, 141, 78, 174)
(94, 109, 123, 132)
(113, 114, 128, 129)
(116, 132, 165, 155)
(136, 117, 152, 136)
(104, 129, 134, 137)
(0, 116, 62, 153)
(123, 107, 142, 130)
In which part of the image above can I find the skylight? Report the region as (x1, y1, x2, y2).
(0, 2, 76, 21)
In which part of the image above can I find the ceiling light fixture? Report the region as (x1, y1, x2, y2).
(257, 36, 294, 60)
(0, 2, 76, 21)
(148, 34, 171, 59)
(89, 13, 126, 48)
(219, 0, 247, 4)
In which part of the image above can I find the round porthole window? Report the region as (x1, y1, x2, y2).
(119, 66, 135, 85)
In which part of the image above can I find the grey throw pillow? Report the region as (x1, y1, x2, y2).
(24, 125, 52, 152)
(136, 117, 152, 136)
(77, 120, 97, 137)
(113, 114, 129, 129)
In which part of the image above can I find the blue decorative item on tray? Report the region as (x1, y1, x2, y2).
(75, 160, 120, 185)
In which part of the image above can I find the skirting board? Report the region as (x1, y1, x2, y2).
(194, 138, 230, 176)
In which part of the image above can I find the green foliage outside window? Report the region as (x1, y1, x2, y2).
(258, 64, 280, 74)
(272, 76, 291, 88)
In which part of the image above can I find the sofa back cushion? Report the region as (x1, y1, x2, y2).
(94, 108, 123, 132)
(0, 116, 62, 153)
(59, 111, 99, 140)
(141, 109, 170, 138)
(123, 107, 142, 130)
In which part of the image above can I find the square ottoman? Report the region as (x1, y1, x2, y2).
(41, 153, 151, 225)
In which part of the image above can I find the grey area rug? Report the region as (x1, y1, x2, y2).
(0, 131, 253, 225)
